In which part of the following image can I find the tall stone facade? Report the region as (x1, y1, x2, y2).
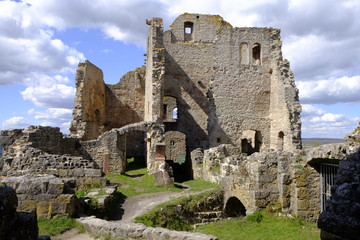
(69, 13, 301, 178)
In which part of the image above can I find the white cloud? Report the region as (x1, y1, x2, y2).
(301, 104, 359, 138)
(298, 76, 360, 104)
(28, 108, 73, 134)
(2, 117, 30, 130)
(310, 113, 344, 123)
(0, 1, 85, 85)
(20, 73, 75, 109)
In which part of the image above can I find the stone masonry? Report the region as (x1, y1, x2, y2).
(68, 13, 301, 183)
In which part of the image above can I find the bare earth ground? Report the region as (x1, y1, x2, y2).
(52, 228, 95, 240)
(53, 190, 188, 240)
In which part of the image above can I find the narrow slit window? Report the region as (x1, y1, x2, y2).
(252, 43, 261, 65)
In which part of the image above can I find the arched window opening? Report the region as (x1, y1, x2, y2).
(277, 131, 284, 151)
(172, 108, 178, 120)
(163, 96, 177, 122)
(184, 22, 194, 41)
(224, 196, 247, 217)
(240, 42, 249, 65)
(252, 43, 261, 65)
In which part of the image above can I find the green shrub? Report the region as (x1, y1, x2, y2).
(246, 210, 264, 223)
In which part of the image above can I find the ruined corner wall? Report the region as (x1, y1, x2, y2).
(269, 46, 302, 151)
(144, 18, 166, 173)
(70, 60, 106, 140)
(105, 67, 146, 129)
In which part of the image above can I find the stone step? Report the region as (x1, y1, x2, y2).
(193, 211, 223, 219)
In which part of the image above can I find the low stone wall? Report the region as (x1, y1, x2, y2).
(78, 216, 218, 240)
(2, 175, 77, 218)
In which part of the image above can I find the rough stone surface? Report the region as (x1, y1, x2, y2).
(0, 126, 105, 190)
(78, 216, 218, 240)
(0, 186, 40, 240)
(192, 137, 359, 222)
(2, 175, 77, 218)
(317, 150, 360, 240)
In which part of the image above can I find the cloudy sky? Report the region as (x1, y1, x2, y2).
(0, 0, 359, 138)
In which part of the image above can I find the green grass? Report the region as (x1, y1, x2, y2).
(196, 213, 320, 240)
(106, 157, 219, 198)
(135, 189, 222, 231)
(181, 179, 219, 192)
(106, 167, 184, 198)
(38, 217, 76, 236)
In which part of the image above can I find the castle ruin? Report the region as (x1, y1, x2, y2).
(2, 14, 357, 229)
(69, 13, 302, 182)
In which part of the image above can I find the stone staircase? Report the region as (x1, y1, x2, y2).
(191, 210, 223, 227)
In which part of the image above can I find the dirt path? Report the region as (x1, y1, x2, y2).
(53, 190, 185, 240)
(52, 228, 96, 240)
(113, 190, 187, 222)
(55, 186, 205, 239)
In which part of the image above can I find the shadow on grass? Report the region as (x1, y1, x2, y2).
(124, 173, 145, 178)
(174, 183, 189, 189)
(127, 156, 147, 171)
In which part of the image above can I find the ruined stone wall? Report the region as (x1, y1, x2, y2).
(2, 175, 77, 218)
(163, 13, 301, 152)
(191, 143, 359, 221)
(105, 67, 145, 129)
(318, 150, 360, 240)
(163, 15, 217, 151)
(0, 127, 104, 189)
(144, 17, 167, 175)
(210, 27, 274, 149)
(70, 60, 106, 140)
(164, 131, 186, 163)
(82, 131, 126, 174)
(269, 53, 302, 151)
(105, 66, 146, 157)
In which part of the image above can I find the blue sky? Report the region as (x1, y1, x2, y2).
(0, 0, 359, 138)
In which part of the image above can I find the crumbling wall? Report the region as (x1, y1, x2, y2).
(105, 67, 146, 129)
(144, 17, 169, 183)
(191, 142, 359, 221)
(82, 131, 126, 174)
(0, 127, 104, 189)
(70, 60, 106, 140)
(162, 13, 301, 153)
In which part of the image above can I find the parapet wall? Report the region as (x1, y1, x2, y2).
(79, 216, 218, 240)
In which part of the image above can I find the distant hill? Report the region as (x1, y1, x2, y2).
(302, 138, 345, 148)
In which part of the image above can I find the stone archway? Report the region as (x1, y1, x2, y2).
(224, 196, 247, 217)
